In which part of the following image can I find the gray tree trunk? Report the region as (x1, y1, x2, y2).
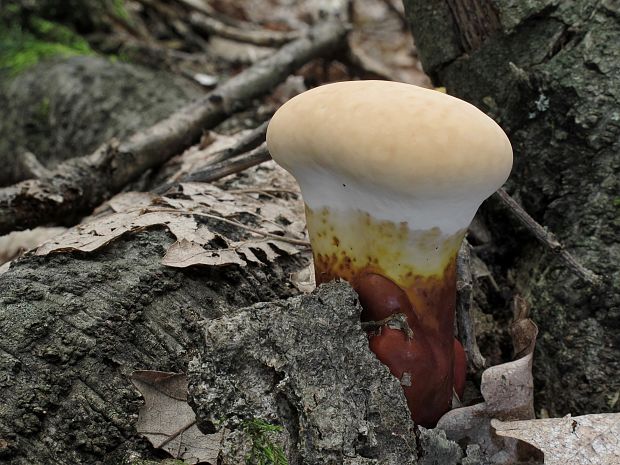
(404, 0, 619, 415)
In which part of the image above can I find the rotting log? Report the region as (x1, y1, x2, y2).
(403, 0, 620, 415)
(0, 228, 305, 464)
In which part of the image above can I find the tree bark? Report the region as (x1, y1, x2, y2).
(404, 0, 619, 415)
(0, 229, 303, 464)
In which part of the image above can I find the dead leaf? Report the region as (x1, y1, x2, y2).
(108, 192, 158, 213)
(493, 413, 620, 465)
(130, 371, 223, 464)
(290, 263, 316, 293)
(437, 318, 538, 464)
(36, 169, 307, 269)
(162, 239, 246, 267)
(0, 226, 66, 265)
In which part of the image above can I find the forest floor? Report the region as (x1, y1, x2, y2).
(0, 1, 617, 464)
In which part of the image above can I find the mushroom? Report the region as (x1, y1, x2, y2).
(267, 80, 512, 426)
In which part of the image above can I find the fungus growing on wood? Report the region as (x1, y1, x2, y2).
(267, 80, 512, 426)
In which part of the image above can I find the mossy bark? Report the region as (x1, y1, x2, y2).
(404, 0, 619, 415)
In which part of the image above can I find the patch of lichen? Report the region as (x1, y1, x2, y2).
(0, 16, 93, 74)
(242, 419, 288, 465)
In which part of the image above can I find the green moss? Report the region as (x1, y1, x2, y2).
(0, 17, 92, 74)
(112, 0, 131, 22)
(243, 419, 288, 465)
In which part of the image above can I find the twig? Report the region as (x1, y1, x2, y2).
(456, 240, 486, 372)
(145, 208, 310, 247)
(174, 0, 220, 17)
(154, 141, 272, 194)
(157, 419, 197, 449)
(208, 120, 269, 164)
(190, 12, 300, 47)
(18, 151, 52, 179)
(494, 188, 602, 286)
(225, 188, 300, 196)
(360, 312, 414, 339)
(183, 143, 271, 183)
(0, 20, 348, 235)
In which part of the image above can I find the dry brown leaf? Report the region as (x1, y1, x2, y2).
(162, 239, 246, 268)
(290, 263, 316, 293)
(36, 212, 140, 255)
(130, 370, 223, 464)
(108, 192, 158, 213)
(493, 413, 620, 465)
(437, 319, 538, 464)
(0, 226, 66, 265)
(36, 175, 307, 269)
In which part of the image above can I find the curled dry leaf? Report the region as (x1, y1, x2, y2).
(492, 413, 620, 465)
(130, 371, 223, 464)
(437, 317, 538, 464)
(36, 173, 307, 269)
(290, 263, 316, 293)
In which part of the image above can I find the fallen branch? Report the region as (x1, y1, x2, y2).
(189, 12, 300, 47)
(0, 20, 348, 235)
(494, 188, 602, 286)
(456, 240, 486, 372)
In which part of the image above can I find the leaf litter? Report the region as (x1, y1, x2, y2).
(493, 412, 620, 465)
(437, 305, 539, 464)
(36, 166, 308, 268)
(130, 370, 223, 464)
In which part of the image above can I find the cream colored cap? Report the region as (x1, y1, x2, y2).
(266, 81, 512, 202)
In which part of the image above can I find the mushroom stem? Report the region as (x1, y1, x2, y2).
(306, 205, 465, 426)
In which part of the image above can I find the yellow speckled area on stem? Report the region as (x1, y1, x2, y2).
(306, 205, 465, 283)
(306, 204, 464, 336)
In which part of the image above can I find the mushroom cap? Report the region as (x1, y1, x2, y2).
(267, 81, 512, 206)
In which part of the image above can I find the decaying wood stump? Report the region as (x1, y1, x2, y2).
(404, 0, 619, 415)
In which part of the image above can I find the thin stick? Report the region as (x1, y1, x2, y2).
(154, 143, 272, 194)
(494, 188, 602, 286)
(360, 312, 414, 339)
(183, 143, 271, 183)
(190, 12, 299, 47)
(456, 240, 486, 372)
(157, 419, 197, 449)
(210, 120, 269, 163)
